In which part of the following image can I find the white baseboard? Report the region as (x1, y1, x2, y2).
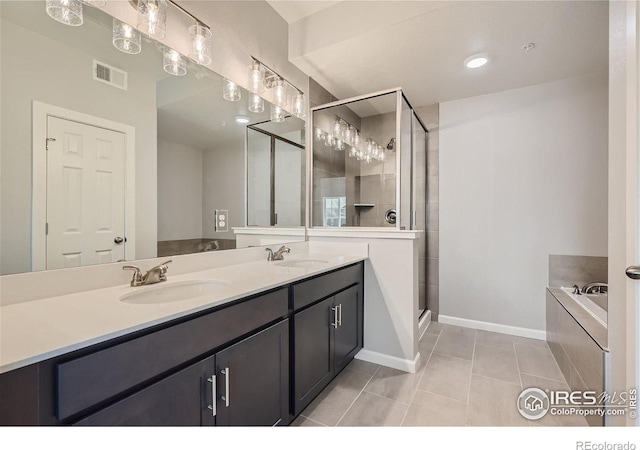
(355, 349, 419, 373)
(418, 310, 432, 339)
(438, 315, 546, 341)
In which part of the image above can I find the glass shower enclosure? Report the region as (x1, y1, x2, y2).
(309, 88, 429, 314)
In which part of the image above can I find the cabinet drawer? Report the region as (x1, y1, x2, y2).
(292, 263, 362, 311)
(57, 288, 288, 421)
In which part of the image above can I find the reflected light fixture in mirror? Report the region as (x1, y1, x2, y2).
(80, 0, 106, 7)
(248, 60, 265, 94)
(46, 0, 83, 26)
(270, 104, 285, 123)
(163, 49, 186, 76)
(249, 93, 264, 113)
(223, 78, 241, 101)
(137, 0, 167, 40)
(188, 23, 212, 65)
(113, 19, 142, 55)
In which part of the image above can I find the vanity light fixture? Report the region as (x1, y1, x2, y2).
(163, 48, 186, 76)
(137, 0, 167, 40)
(46, 0, 84, 26)
(248, 60, 265, 94)
(188, 23, 212, 65)
(113, 19, 142, 55)
(223, 78, 241, 101)
(235, 115, 250, 124)
(293, 93, 306, 119)
(464, 53, 489, 69)
(270, 104, 285, 123)
(273, 77, 287, 107)
(248, 93, 265, 113)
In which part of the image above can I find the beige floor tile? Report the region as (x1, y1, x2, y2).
(520, 374, 588, 427)
(418, 352, 472, 402)
(402, 390, 467, 426)
(425, 321, 443, 336)
(290, 415, 326, 427)
(419, 333, 439, 357)
(441, 324, 477, 337)
(346, 359, 380, 376)
(512, 336, 549, 348)
(301, 368, 373, 426)
(466, 375, 530, 426)
(433, 329, 476, 360)
(337, 392, 408, 426)
(472, 343, 521, 385)
(364, 365, 423, 404)
(475, 330, 515, 348)
(515, 343, 564, 382)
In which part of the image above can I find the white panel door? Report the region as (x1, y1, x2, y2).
(46, 116, 126, 269)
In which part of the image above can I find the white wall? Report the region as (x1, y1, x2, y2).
(157, 140, 203, 241)
(439, 72, 608, 332)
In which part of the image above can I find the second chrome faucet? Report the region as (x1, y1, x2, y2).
(265, 246, 290, 261)
(123, 260, 172, 287)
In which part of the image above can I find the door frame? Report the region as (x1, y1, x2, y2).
(608, 1, 639, 426)
(31, 101, 136, 271)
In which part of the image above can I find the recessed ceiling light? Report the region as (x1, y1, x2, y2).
(235, 115, 250, 124)
(464, 54, 489, 69)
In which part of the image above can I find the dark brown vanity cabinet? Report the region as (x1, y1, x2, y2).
(75, 320, 289, 426)
(292, 265, 364, 416)
(0, 261, 364, 426)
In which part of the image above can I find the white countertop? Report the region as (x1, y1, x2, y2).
(0, 253, 366, 374)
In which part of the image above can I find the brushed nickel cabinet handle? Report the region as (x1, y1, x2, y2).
(206, 375, 216, 417)
(221, 368, 230, 407)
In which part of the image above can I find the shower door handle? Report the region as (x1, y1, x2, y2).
(626, 266, 640, 280)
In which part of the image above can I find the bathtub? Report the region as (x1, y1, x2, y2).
(560, 287, 608, 327)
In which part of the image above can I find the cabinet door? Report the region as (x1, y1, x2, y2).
(74, 354, 217, 426)
(334, 284, 363, 374)
(214, 320, 289, 426)
(293, 296, 335, 416)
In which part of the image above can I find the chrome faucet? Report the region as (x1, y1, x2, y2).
(265, 246, 290, 261)
(123, 260, 172, 287)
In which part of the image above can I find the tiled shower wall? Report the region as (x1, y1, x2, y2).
(415, 104, 439, 320)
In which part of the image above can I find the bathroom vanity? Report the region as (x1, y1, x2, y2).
(0, 258, 364, 426)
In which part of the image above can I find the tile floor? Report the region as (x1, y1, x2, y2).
(291, 322, 588, 427)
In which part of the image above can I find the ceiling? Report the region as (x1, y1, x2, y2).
(269, 1, 609, 107)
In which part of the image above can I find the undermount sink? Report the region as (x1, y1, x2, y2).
(274, 259, 329, 268)
(120, 280, 229, 305)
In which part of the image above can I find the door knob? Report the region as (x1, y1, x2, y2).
(626, 266, 640, 280)
(114, 237, 124, 244)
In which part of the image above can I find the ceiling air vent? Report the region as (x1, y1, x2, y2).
(93, 60, 128, 91)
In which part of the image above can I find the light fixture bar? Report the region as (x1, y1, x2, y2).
(250, 56, 303, 95)
(129, 0, 210, 29)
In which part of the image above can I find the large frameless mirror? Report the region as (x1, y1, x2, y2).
(0, 1, 306, 275)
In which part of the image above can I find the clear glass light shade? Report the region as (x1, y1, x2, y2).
(332, 119, 342, 137)
(137, 0, 167, 40)
(314, 127, 324, 141)
(353, 131, 361, 146)
(46, 0, 83, 26)
(325, 133, 335, 147)
(270, 104, 285, 123)
(80, 0, 106, 7)
(293, 93, 306, 119)
(163, 49, 186, 76)
(248, 61, 265, 94)
(273, 77, 287, 107)
(248, 93, 264, 113)
(188, 24, 212, 65)
(335, 139, 345, 152)
(113, 19, 141, 55)
(223, 78, 241, 102)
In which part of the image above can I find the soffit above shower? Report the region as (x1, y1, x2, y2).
(270, 1, 608, 106)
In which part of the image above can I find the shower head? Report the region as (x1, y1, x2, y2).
(387, 138, 396, 150)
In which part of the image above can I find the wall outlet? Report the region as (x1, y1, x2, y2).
(215, 210, 228, 232)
